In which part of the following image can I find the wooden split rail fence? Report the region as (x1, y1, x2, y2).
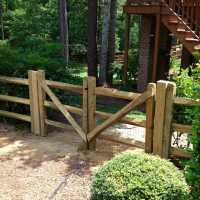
(0, 70, 199, 159)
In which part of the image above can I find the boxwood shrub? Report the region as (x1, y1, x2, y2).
(91, 153, 191, 200)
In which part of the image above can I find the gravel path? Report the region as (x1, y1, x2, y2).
(0, 123, 139, 200)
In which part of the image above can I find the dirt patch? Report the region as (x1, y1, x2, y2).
(0, 123, 140, 200)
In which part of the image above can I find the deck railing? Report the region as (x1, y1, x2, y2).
(165, 0, 200, 37)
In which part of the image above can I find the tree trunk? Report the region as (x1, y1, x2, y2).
(107, 0, 117, 85)
(87, 0, 98, 78)
(0, 0, 4, 40)
(99, 0, 111, 86)
(58, 0, 69, 62)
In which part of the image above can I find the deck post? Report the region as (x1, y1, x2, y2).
(153, 81, 176, 158)
(152, 14, 161, 82)
(123, 14, 130, 82)
(37, 70, 47, 136)
(28, 70, 41, 135)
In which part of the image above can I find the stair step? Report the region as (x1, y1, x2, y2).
(168, 20, 178, 25)
(185, 37, 199, 42)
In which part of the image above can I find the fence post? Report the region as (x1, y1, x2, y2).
(145, 83, 156, 153)
(162, 82, 176, 158)
(81, 77, 96, 150)
(37, 70, 47, 136)
(87, 77, 97, 149)
(28, 70, 41, 136)
(153, 81, 176, 158)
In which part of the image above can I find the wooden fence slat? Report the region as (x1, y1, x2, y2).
(172, 123, 192, 133)
(37, 70, 47, 136)
(42, 82, 87, 142)
(145, 83, 156, 153)
(28, 70, 40, 136)
(87, 89, 153, 142)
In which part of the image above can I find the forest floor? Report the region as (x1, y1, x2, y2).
(0, 122, 141, 200)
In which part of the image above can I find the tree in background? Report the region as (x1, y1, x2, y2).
(87, 0, 98, 78)
(58, 0, 69, 62)
(99, 0, 117, 86)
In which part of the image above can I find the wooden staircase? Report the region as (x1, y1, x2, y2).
(162, 0, 200, 53)
(125, 0, 200, 53)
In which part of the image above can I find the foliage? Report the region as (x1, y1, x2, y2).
(91, 152, 191, 200)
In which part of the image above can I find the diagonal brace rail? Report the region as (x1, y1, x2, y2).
(87, 85, 155, 142)
(42, 82, 87, 143)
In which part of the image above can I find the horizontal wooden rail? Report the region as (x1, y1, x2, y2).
(0, 95, 30, 105)
(174, 97, 200, 106)
(172, 123, 192, 133)
(0, 76, 29, 85)
(0, 110, 31, 122)
(99, 133, 145, 149)
(95, 87, 140, 101)
(44, 100, 146, 127)
(171, 147, 192, 158)
(44, 100, 83, 116)
(45, 119, 69, 129)
(46, 80, 82, 94)
(95, 110, 146, 127)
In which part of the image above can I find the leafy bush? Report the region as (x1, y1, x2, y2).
(91, 153, 191, 200)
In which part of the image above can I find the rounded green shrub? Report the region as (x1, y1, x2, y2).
(91, 153, 191, 200)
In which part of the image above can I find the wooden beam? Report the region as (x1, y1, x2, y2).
(172, 123, 192, 133)
(95, 87, 140, 100)
(145, 83, 156, 153)
(174, 97, 200, 106)
(123, 5, 161, 14)
(152, 14, 161, 82)
(42, 82, 87, 142)
(0, 95, 30, 105)
(0, 110, 31, 122)
(123, 14, 130, 82)
(46, 80, 82, 94)
(87, 87, 154, 142)
(162, 82, 176, 158)
(37, 70, 47, 136)
(153, 81, 168, 155)
(28, 71, 41, 136)
(44, 101, 83, 116)
(0, 76, 28, 85)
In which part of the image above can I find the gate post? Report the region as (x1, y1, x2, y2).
(153, 81, 176, 158)
(37, 70, 47, 136)
(145, 83, 156, 153)
(82, 76, 96, 150)
(28, 70, 41, 136)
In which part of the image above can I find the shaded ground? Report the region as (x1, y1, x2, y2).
(0, 123, 140, 200)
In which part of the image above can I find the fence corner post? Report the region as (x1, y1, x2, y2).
(145, 83, 156, 153)
(37, 70, 47, 136)
(28, 70, 40, 136)
(153, 80, 176, 158)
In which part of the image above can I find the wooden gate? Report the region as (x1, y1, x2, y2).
(0, 70, 199, 159)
